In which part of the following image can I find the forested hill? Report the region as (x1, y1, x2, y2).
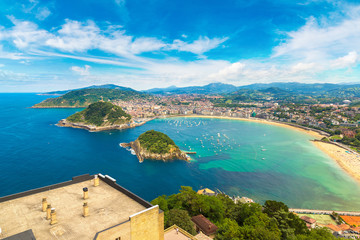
(138, 130, 180, 154)
(66, 102, 131, 127)
(33, 88, 149, 108)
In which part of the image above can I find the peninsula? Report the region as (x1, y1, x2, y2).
(121, 130, 190, 162)
(33, 88, 148, 108)
(58, 101, 144, 131)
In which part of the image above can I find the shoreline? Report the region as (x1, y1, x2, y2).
(160, 114, 360, 184)
(312, 141, 360, 183)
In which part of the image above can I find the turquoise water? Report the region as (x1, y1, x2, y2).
(1, 93, 360, 211)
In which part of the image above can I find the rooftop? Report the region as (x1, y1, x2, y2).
(0, 174, 150, 240)
(196, 188, 215, 195)
(164, 225, 196, 240)
(300, 216, 316, 224)
(191, 214, 218, 236)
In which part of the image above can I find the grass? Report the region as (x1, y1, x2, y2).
(297, 214, 337, 225)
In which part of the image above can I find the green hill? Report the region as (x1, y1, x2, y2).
(138, 130, 179, 154)
(33, 88, 148, 108)
(66, 102, 131, 126)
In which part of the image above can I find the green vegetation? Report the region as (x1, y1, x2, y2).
(152, 187, 336, 240)
(66, 102, 131, 126)
(34, 88, 148, 107)
(138, 130, 179, 154)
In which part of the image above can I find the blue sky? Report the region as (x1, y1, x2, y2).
(0, 0, 360, 92)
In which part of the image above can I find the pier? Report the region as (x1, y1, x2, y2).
(183, 151, 197, 154)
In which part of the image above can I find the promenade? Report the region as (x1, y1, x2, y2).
(289, 208, 360, 216)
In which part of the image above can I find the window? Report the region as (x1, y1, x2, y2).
(115, 237, 121, 240)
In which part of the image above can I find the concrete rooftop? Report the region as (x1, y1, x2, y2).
(0, 178, 147, 240)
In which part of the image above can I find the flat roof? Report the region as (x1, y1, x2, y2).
(164, 225, 196, 240)
(0, 175, 148, 240)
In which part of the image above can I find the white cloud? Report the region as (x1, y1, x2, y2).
(331, 51, 358, 69)
(36, 7, 51, 20)
(4, 16, 50, 49)
(273, 7, 360, 63)
(169, 36, 228, 55)
(46, 20, 99, 52)
(209, 62, 246, 80)
(71, 65, 91, 76)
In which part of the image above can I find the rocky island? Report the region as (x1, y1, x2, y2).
(58, 101, 146, 131)
(121, 130, 190, 162)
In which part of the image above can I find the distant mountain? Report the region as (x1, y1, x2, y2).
(33, 88, 149, 108)
(145, 82, 238, 95)
(238, 82, 360, 95)
(145, 85, 178, 94)
(43, 84, 136, 95)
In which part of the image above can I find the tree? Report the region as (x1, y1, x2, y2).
(296, 228, 337, 240)
(215, 218, 242, 240)
(263, 200, 289, 217)
(166, 209, 196, 235)
(233, 202, 263, 225)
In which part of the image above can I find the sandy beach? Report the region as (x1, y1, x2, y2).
(167, 114, 360, 183)
(313, 141, 360, 183)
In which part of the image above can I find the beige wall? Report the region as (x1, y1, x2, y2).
(95, 221, 131, 240)
(94, 205, 164, 240)
(130, 205, 163, 240)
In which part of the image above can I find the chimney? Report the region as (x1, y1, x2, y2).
(83, 202, 89, 217)
(42, 198, 47, 212)
(83, 187, 89, 200)
(94, 175, 99, 187)
(50, 208, 58, 225)
(46, 204, 52, 220)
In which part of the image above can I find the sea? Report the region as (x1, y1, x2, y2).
(1, 93, 360, 211)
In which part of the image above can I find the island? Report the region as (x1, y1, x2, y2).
(58, 101, 147, 131)
(121, 130, 190, 162)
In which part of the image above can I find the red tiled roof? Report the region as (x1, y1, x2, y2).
(300, 216, 316, 224)
(338, 224, 351, 231)
(326, 224, 341, 232)
(191, 214, 218, 236)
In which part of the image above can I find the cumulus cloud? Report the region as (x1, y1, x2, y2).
(71, 65, 91, 76)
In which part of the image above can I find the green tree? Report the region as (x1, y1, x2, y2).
(263, 200, 289, 217)
(215, 218, 242, 240)
(166, 209, 196, 235)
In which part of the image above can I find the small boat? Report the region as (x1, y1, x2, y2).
(262, 158, 265, 160)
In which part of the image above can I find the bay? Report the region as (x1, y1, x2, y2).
(1, 93, 360, 211)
